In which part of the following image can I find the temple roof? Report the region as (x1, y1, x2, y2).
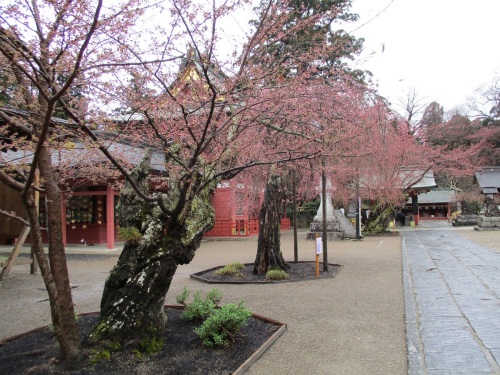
(475, 167, 500, 194)
(406, 188, 457, 204)
(170, 47, 226, 95)
(400, 168, 437, 191)
(1, 129, 167, 174)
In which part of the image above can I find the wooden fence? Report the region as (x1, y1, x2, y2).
(205, 218, 291, 237)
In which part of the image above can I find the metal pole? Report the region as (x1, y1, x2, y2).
(322, 170, 328, 271)
(292, 170, 298, 263)
(355, 196, 361, 240)
(355, 167, 361, 240)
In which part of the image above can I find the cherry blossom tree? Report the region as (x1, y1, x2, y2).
(0, 0, 141, 365)
(86, 1, 361, 350)
(314, 96, 484, 234)
(0, 0, 232, 363)
(252, 79, 373, 273)
(249, 0, 369, 274)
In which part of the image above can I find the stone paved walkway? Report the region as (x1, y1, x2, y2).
(403, 226, 500, 374)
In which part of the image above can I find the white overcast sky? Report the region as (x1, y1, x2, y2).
(348, 0, 500, 112)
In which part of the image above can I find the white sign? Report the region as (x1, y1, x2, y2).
(316, 237, 322, 255)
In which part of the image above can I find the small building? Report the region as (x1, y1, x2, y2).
(402, 169, 438, 225)
(474, 166, 500, 219)
(405, 188, 458, 220)
(0, 129, 167, 249)
(474, 166, 500, 198)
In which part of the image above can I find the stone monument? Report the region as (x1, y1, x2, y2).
(306, 182, 356, 240)
(475, 197, 500, 231)
(452, 200, 479, 226)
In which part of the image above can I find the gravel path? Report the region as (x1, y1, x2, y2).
(0, 230, 406, 374)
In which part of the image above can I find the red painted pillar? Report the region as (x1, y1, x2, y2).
(61, 194, 67, 247)
(106, 185, 115, 250)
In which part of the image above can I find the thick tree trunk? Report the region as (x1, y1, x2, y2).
(37, 147, 82, 361)
(90, 154, 216, 352)
(253, 174, 290, 274)
(90, 235, 200, 351)
(363, 201, 394, 235)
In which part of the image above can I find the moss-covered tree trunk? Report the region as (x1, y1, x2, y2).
(91, 235, 201, 352)
(253, 174, 290, 274)
(90, 154, 215, 353)
(363, 201, 394, 235)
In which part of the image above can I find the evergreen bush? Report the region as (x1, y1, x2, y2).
(266, 268, 289, 280)
(214, 263, 244, 278)
(194, 302, 252, 347)
(177, 288, 223, 321)
(175, 288, 251, 347)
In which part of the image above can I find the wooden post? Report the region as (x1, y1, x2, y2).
(31, 172, 40, 274)
(316, 253, 319, 278)
(315, 233, 321, 278)
(0, 225, 31, 281)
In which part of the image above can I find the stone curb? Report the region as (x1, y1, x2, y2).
(402, 236, 425, 375)
(190, 262, 342, 284)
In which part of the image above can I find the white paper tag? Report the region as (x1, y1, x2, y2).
(316, 237, 322, 254)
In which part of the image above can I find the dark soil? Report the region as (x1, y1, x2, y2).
(192, 261, 341, 283)
(0, 308, 281, 375)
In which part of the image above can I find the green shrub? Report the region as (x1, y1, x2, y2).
(214, 264, 243, 278)
(179, 288, 223, 321)
(176, 288, 251, 348)
(175, 286, 190, 305)
(227, 262, 244, 270)
(181, 291, 216, 321)
(266, 268, 289, 281)
(205, 288, 222, 304)
(194, 302, 252, 347)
